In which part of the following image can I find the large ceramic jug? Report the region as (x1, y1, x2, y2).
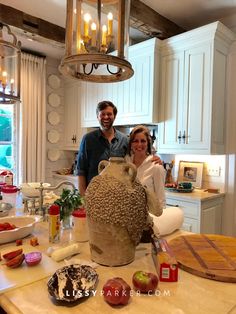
(85, 157, 150, 266)
(98, 157, 137, 187)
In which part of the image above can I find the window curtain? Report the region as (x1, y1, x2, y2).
(19, 53, 46, 183)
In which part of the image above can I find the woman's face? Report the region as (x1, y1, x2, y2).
(131, 132, 148, 155)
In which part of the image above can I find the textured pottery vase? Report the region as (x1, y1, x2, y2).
(85, 157, 150, 266)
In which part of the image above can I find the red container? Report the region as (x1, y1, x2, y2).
(151, 238, 178, 282)
(1, 185, 18, 207)
(0, 170, 13, 185)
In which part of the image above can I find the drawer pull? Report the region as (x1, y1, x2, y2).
(166, 204, 179, 207)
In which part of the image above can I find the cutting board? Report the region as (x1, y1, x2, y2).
(0, 244, 61, 293)
(168, 234, 236, 282)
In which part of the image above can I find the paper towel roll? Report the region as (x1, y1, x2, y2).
(51, 243, 80, 262)
(151, 206, 184, 236)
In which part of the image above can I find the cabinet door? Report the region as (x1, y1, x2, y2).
(81, 82, 99, 127)
(158, 51, 184, 152)
(115, 49, 156, 125)
(182, 44, 211, 151)
(158, 45, 211, 153)
(182, 218, 199, 233)
(117, 50, 155, 125)
(201, 203, 222, 234)
(64, 82, 81, 150)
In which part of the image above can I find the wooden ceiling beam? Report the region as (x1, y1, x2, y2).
(130, 0, 185, 38)
(0, 1, 185, 44)
(0, 4, 65, 43)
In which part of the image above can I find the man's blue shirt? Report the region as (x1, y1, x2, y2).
(77, 128, 128, 185)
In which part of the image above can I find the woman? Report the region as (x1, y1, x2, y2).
(126, 125, 166, 210)
(126, 125, 184, 238)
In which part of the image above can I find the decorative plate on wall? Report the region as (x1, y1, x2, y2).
(48, 149, 61, 162)
(48, 74, 61, 89)
(48, 93, 61, 107)
(47, 130, 60, 144)
(48, 111, 60, 126)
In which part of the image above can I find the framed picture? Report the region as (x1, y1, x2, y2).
(177, 161, 204, 188)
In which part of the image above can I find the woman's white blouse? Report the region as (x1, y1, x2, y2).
(125, 155, 166, 208)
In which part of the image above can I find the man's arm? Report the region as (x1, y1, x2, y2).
(79, 175, 87, 196)
(151, 155, 163, 165)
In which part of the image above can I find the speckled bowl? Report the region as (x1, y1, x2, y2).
(47, 264, 98, 302)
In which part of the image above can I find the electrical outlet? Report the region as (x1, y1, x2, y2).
(206, 166, 221, 177)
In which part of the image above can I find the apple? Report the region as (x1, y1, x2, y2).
(102, 277, 131, 305)
(132, 270, 158, 293)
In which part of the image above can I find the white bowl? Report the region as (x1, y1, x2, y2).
(20, 182, 51, 198)
(0, 215, 42, 244)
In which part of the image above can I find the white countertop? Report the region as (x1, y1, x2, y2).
(166, 189, 225, 202)
(1, 224, 236, 314)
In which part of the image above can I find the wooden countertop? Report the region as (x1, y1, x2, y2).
(1, 222, 236, 314)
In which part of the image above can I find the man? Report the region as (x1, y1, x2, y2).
(78, 101, 128, 195)
(77, 100, 161, 195)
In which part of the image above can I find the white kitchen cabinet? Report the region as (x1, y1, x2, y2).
(80, 38, 161, 127)
(166, 192, 224, 234)
(114, 38, 160, 125)
(63, 80, 86, 150)
(158, 22, 235, 154)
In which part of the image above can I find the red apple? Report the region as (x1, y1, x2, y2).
(132, 270, 158, 293)
(102, 277, 131, 305)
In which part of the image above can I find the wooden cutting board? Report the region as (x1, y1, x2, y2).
(0, 244, 61, 293)
(168, 234, 236, 282)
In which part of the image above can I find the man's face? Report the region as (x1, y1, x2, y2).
(97, 106, 116, 131)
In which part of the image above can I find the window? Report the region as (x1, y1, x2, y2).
(0, 103, 19, 184)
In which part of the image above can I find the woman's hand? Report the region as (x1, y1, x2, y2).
(151, 155, 163, 165)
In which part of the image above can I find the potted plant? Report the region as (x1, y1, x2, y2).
(54, 188, 83, 229)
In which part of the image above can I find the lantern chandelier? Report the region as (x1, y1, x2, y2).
(59, 0, 134, 83)
(0, 23, 21, 103)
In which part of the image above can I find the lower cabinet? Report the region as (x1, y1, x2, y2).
(166, 194, 224, 234)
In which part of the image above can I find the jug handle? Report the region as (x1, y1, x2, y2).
(98, 160, 109, 174)
(124, 162, 137, 182)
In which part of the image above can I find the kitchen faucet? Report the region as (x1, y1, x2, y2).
(36, 181, 76, 220)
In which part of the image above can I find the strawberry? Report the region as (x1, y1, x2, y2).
(16, 239, 23, 246)
(30, 237, 39, 247)
(3, 249, 23, 261)
(6, 253, 25, 268)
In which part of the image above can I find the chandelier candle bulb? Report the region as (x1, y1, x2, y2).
(83, 13, 91, 38)
(91, 23, 96, 47)
(2, 71, 7, 86)
(10, 79, 14, 93)
(102, 24, 107, 46)
(107, 12, 113, 36)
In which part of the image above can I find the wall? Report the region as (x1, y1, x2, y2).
(160, 154, 226, 192)
(45, 57, 75, 185)
(222, 41, 236, 236)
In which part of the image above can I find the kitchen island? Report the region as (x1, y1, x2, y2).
(0, 221, 236, 314)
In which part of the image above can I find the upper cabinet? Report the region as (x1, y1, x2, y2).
(80, 38, 161, 127)
(63, 80, 85, 150)
(158, 22, 235, 154)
